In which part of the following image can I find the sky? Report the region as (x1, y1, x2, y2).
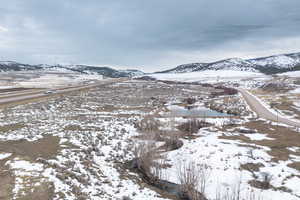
(0, 0, 300, 72)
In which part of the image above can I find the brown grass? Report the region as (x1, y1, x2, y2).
(15, 182, 54, 200)
(0, 135, 60, 160)
(287, 162, 300, 171)
(63, 124, 84, 131)
(0, 123, 26, 132)
(250, 89, 300, 120)
(0, 170, 13, 200)
(240, 163, 264, 173)
(220, 120, 300, 163)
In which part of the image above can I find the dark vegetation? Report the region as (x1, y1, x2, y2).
(256, 64, 300, 75)
(183, 97, 197, 105)
(177, 119, 211, 135)
(211, 86, 238, 96)
(135, 76, 157, 81)
(129, 143, 208, 200)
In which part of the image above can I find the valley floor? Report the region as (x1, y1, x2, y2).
(0, 75, 300, 200)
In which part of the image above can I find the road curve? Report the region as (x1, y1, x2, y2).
(238, 88, 300, 128)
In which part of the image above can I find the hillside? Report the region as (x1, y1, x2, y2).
(0, 62, 145, 78)
(1, 52, 300, 77)
(157, 52, 300, 74)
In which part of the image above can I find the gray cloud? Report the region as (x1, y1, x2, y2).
(0, 0, 300, 71)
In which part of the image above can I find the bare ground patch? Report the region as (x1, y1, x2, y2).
(0, 135, 60, 160)
(221, 120, 300, 163)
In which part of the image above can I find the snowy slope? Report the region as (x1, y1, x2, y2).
(157, 52, 300, 74)
(0, 61, 18, 65)
(0, 61, 43, 71)
(249, 53, 300, 69)
(119, 69, 145, 76)
(0, 62, 144, 78)
(1, 52, 300, 76)
(206, 58, 256, 72)
(158, 63, 208, 73)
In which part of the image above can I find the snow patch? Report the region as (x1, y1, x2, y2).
(151, 70, 266, 83)
(0, 153, 12, 160)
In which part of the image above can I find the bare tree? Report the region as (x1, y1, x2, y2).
(151, 157, 167, 181)
(177, 161, 209, 200)
(215, 175, 262, 200)
(133, 141, 158, 179)
(198, 164, 211, 194)
(177, 161, 199, 191)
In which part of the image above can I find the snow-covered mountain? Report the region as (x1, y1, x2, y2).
(1, 52, 300, 77)
(157, 52, 300, 74)
(119, 69, 145, 77)
(158, 63, 209, 73)
(0, 61, 43, 71)
(249, 54, 300, 69)
(248, 53, 300, 74)
(0, 62, 145, 78)
(207, 58, 255, 72)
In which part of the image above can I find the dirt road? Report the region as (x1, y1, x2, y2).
(239, 88, 300, 128)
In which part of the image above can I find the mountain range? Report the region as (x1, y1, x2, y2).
(1, 52, 300, 77)
(0, 61, 145, 78)
(157, 52, 300, 74)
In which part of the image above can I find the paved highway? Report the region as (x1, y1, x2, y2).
(0, 78, 126, 106)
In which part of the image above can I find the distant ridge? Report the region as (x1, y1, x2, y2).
(156, 52, 300, 74)
(1, 52, 300, 77)
(0, 62, 145, 78)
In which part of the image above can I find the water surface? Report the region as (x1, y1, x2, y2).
(166, 105, 231, 117)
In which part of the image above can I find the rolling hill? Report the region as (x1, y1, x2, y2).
(0, 62, 144, 78)
(157, 52, 300, 74)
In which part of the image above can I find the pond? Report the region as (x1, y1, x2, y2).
(165, 105, 232, 117)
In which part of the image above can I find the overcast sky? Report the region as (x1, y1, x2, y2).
(0, 0, 300, 72)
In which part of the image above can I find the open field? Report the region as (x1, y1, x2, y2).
(2, 1, 300, 199)
(0, 70, 103, 89)
(0, 72, 299, 200)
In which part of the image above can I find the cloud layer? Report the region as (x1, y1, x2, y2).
(0, 0, 300, 71)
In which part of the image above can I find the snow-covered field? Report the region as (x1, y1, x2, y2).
(151, 70, 267, 82)
(161, 130, 299, 200)
(0, 82, 169, 199)
(279, 71, 300, 77)
(0, 78, 300, 200)
(18, 74, 102, 88)
(290, 88, 300, 94)
(0, 71, 103, 89)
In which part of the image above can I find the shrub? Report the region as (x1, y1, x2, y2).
(133, 142, 161, 180)
(177, 162, 209, 200)
(134, 117, 160, 133)
(184, 97, 197, 105)
(212, 86, 238, 96)
(177, 119, 210, 135)
(165, 137, 183, 151)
